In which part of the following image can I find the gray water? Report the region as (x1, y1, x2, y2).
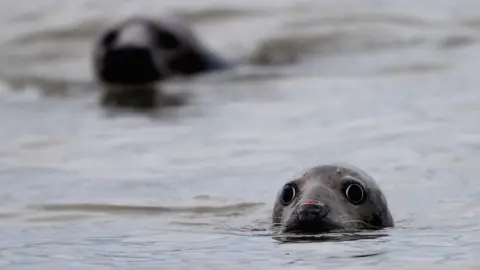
(1, 0, 480, 269)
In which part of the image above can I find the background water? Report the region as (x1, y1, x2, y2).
(1, 0, 480, 269)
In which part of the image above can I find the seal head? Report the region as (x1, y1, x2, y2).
(272, 164, 394, 234)
(92, 15, 229, 108)
(93, 15, 229, 86)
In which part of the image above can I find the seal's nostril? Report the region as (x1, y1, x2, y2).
(295, 203, 329, 222)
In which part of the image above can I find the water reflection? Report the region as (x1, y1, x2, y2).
(273, 231, 391, 244)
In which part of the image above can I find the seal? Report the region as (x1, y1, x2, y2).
(92, 15, 231, 108)
(272, 163, 394, 234)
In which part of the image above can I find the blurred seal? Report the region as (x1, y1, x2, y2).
(272, 163, 394, 234)
(92, 15, 230, 108)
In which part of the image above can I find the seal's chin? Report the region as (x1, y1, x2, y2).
(282, 219, 340, 234)
(100, 46, 163, 85)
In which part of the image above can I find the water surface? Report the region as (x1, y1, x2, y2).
(1, 0, 480, 269)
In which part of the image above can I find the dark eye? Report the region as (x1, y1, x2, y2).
(156, 30, 181, 49)
(280, 184, 296, 205)
(101, 30, 118, 47)
(344, 183, 365, 205)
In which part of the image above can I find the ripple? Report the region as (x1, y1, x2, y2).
(2, 0, 480, 269)
(28, 202, 265, 216)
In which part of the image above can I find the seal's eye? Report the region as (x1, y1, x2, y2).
(280, 184, 296, 205)
(344, 183, 365, 205)
(102, 30, 118, 47)
(156, 30, 181, 50)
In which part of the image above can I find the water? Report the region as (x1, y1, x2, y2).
(1, 0, 480, 269)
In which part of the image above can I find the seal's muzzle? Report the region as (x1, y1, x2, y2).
(296, 201, 329, 222)
(102, 46, 160, 84)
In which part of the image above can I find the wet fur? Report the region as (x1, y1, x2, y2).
(272, 163, 394, 234)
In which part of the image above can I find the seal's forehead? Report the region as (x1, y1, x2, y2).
(296, 164, 378, 188)
(108, 15, 197, 44)
(110, 17, 155, 32)
(110, 16, 167, 31)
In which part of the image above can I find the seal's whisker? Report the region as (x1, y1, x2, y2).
(272, 164, 394, 234)
(339, 219, 380, 230)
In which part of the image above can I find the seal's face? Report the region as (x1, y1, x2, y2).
(272, 164, 394, 234)
(93, 16, 202, 86)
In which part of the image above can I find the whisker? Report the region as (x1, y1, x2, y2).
(339, 219, 380, 230)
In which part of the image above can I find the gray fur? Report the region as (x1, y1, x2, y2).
(272, 163, 394, 234)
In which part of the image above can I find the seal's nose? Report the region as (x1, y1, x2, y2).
(295, 201, 329, 222)
(102, 46, 160, 84)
